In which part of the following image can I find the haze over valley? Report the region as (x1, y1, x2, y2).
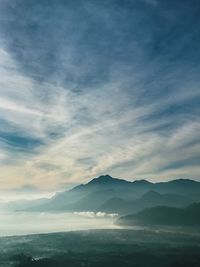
(1, 175, 200, 236)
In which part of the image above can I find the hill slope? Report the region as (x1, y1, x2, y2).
(98, 190, 193, 215)
(118, 203, 200, 226)
(4, 175, 200, 213)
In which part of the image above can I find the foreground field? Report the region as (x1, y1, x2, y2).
(0, 228, 200, 267)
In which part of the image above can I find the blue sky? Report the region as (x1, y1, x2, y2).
(0, 0, 200, 200)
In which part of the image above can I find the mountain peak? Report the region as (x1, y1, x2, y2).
(88, 175, 115, 185)
(98, 174, 113, 180)
(87, 174, 129, 185)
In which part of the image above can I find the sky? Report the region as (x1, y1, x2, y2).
(0, 0, 200, 201)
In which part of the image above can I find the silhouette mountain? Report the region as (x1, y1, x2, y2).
(87, 174, 130, 186)
(4, 175, 200, 213)
(98, 190, 193, 215)
(118, 203, 200, 226)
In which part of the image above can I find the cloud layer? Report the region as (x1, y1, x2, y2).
(0, 0, 199, 199)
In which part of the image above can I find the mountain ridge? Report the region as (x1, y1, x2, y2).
(117, 202, 200, 227)
(2, 174, 200, 213)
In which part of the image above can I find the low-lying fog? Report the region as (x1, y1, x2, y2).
(0, 211, 121, 236)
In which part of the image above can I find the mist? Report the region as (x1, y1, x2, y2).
(0, 211, 120, 237)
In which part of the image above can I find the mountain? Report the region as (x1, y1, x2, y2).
(1, 198, 49, 211)
(24, 175, 140, 212)
(137, 190, 192, 208)
(4, 175, 200, 213)
(98, 190, 193, 215)
(117, 203, 200, 227)
(154, 179, 200, 198)
(87, 174, 131, 186)
(98, 197, 130, 214)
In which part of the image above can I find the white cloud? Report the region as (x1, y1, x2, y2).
(0, 21, 199, 198)
(73, 211, 118, 218)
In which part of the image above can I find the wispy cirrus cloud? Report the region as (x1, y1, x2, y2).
(0, 0, 199, 200)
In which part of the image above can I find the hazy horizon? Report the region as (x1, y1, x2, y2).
(0, 211, 120, 237)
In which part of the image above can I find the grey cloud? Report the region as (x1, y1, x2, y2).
(0, 0, 200, 193)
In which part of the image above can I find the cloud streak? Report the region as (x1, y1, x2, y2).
(0, 0, 199, 199)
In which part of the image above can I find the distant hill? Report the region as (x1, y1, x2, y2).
(117, 203, 200, 227)
(98, 190, 193, 215)
(1, 198, 49, 211)
(4, 174, 200, 213)
(154, 179, 200, 196)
